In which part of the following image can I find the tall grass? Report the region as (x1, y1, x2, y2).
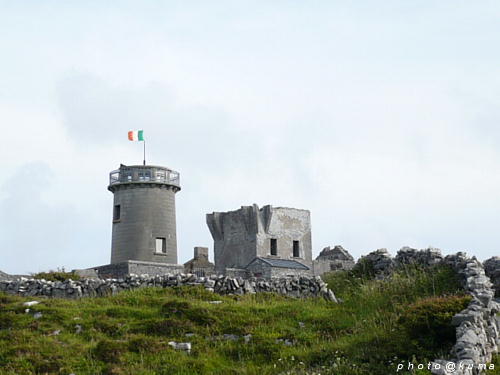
(0, 264, 486, 375)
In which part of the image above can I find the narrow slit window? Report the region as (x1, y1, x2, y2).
(113, 205, 121, 221)
(270, 238, 277, 256)
(156, 237, 166, 254)
(293, 241, 300, 257)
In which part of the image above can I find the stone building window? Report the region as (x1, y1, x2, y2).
(270, 238, 278, 256)
(293, 241, 300, 257)
(155, 237, 166, 254)
(113, 205, 121, 221)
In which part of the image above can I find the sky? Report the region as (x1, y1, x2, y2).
(1, 1, 499, 274)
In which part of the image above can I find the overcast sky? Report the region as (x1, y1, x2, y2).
(1, 1, 499, 274)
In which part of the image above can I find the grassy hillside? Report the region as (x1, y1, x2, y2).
(0, 266, 490, 375)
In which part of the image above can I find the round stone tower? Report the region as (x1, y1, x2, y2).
(108, 164, 181, 264)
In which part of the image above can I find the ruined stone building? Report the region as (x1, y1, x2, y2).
(206, 204, 313, 277)
(313, 245, 355, 276)
(77, 161, 352, 280)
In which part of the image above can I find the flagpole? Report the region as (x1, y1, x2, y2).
(143, 140, 146, 166)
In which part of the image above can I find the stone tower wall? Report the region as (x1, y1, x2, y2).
(207, 205, 259, 273)
(110, 184, 178, 264)
(256, 207, 312, 269)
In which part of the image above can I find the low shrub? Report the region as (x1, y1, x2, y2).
(398, 294, 471, 352)
(32, 269, 80, 282)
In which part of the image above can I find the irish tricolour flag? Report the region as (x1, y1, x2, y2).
(128, 130, 144, 141)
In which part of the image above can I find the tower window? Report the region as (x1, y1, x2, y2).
(270, 238, 278, 256)
(155, 237, 166, 254)
(113, 205, 121, 221)
(293, 241, 300, 257)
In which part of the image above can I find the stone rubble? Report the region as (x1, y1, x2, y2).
(168, 341, 191, 353)
(354, 248, 394, 277)
(395, 246, 443, 267)
(75, 324, 82, 334)
(0, 274, 338, 302)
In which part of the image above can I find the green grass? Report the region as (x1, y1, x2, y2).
(0, 265, 491, 375)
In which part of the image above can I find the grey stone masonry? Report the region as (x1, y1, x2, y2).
(353, 248, 395, 277)
(313, 245, 355, 276)
(184, 247, 215, 276)
(0, 270, 12, 281)
(88, 260, 184, 279)
(361, 247, 500, 375)
(0, 274, 338, 302)
(395, 246, 443, 267)
(108, 164, 181, 265)
(484, 257, 500, 297)
(207, 204, 312, 275)
(431, 253, 500, 375)
(246, 258, 311, 279)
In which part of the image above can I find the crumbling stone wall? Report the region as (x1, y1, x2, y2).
(484, 257, 500, 298)
(351, 247, 500, 375)
(352, 248, 395, 278)
(432, 253, 499, 375)
(0, 274, 337, 302)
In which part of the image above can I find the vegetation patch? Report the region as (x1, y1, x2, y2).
(32, 268, 81, 282)
(0, 265, 497, 375)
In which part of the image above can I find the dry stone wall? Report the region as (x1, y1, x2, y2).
(353, 247, 500, 375)
(0, 274, 338, 302)
(431, 253, 499, 375)
(484, 257, 500, 298)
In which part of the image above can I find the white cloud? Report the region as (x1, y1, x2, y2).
(1, 1, 500, 274)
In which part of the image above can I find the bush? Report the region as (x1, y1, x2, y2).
(398, 295, 471, 352)
(32, 268, 81, 282)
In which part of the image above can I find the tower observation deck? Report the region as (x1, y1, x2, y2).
(108, 164, 181, 265)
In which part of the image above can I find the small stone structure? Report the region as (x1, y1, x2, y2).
(184, 247, 215, 277)
(0, 274, 337, 302)
(313, 245, 355, 276)
(246, 257, 311, 278)
(206, 204, 312, 276)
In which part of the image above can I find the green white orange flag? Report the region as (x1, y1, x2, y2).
(128, 130, 144, 141)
